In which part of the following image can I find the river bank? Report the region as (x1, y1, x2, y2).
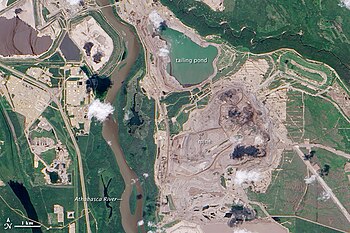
(96, 0, 148, 232)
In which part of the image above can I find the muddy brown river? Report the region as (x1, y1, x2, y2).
(97, 1, 145, 232)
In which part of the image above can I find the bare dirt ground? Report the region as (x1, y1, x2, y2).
(328, 82, 350, 118)
(165, 221, 203, 233)
(117, 0, 290, 228)
(2, 75, 51, 129)
(118, 0, 220, 92)
(117, 0, 350, 231)
(0, 0, 35, 28)
(166, 219, 288, 233)
(201, 0, 225, 12)
(238, 220, 289, 233)
(202, 220, 288, 233)
(156, 61, 289, 226)
(0, 0, 7, 11)
(70, 16, 113, 71)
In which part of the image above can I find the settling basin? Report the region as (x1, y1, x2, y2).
(161, 27, 218, 85)
(0, 17, 52, 56)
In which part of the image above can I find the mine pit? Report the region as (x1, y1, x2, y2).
(226, 204, 256, 227)
(162, 85, 279, 225)
(93, 51, 103, 63)
(230, 145, 265, 159)
(83, 42, 94, 56)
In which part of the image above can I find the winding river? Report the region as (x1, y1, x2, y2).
(95, 1, 145, 232)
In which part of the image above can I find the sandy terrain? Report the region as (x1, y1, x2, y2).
(1, 0, 35, 28)
(201, 0, 225, 11)
(4, 75, 51, 129)
(165, 219, 288, 233)
(166, 221, 203, 233)
(43, 0, 84, 21)
(0, 0, 7, 11)
(201, 220, 288, 233)
(329, 82, 350, 118)
(117, 0, 291, 230)
(70, 16, 113, 71)
(239, 220, 289, 233)
(158, 81, 287, 224)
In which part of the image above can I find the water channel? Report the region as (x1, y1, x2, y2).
(95, 1, 145, 232)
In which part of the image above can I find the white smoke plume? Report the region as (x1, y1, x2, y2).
(304, 175, 317, 184)
(234, 170, 261, 186)
(87, 99, 114, 122)
(137, 220, 144, 226)
(158, 46, 169, 57)
(0, 180, 5, 187)
(340, 0, 350, 9)
(148, 10, 164, 29)
(318, 191, 331, 201)
(233, 228, 256, 233)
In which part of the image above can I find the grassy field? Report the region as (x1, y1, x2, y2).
(129, 184, 138, 215)
(248, 149, 350, 231)
(6, 0, 17, 6)
(162, 91, 192, 114)
(0, 98, 79, 232)
(78, 122, 125, 232)
(40, 149, 57, 165)
(303, 95, 349, 153)
(0, 98, 25, 182)
(285, 91, 304, 143)
(295, 178, 350, 231)
(248, 150, 307, 215)
(161, 86, 213, 135)
(284, 91, 350, 151)
(278, 217, 344, 233)
(46, 52, 66, 64)
(42, 107, 75, 153)
(311, 148, 350, 213)
(279, 52, 336, 88)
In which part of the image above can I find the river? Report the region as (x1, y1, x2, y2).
(95, 0, 145, 232)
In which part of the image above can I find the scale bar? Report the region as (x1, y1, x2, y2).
(14, 225, 41, 228)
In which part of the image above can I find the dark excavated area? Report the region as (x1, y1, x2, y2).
(230, 145, 265, 159)
(226, 204, 256, 227)
(83, 42, 94, 56)
(0, 17, 52, 56)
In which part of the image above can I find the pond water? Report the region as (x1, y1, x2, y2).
(60, 34, 81, 61)
(8, 181, 42, 233)
(161, 28, 217, 85)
